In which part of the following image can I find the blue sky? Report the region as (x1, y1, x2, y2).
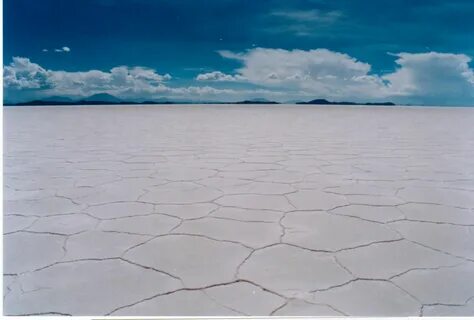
(4, 0, 474, 105)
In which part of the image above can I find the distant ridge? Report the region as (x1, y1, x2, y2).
(5, 93, 181, 106)
(4, 94, 395, 106)
(41, 96, 74, 102)
(5, 94, 280, 106)
(297, 98, 395, 106)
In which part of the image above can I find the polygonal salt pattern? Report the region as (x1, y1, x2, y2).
(4, 105, 474, 316)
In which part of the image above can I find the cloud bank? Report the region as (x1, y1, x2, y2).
(196, 71, 245, 81)
(3, 57, 281, 102)
(4, 48, 474, 105)
(4, 57, 171, 97)
(217, 48, 474, 104)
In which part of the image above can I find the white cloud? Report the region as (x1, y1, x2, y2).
(196, 71, 245, 81)
(4, 49, 474, 105)
(218, 48, 390, 100)
(3, 57, 54, 90)
(42, 49, 48, 52)
(54, 46, 71, 53)
(3, 57, 283, 102)
(4, 57, 173, 99)
(48, 65, 172, 97)
(219, 48, 474, 105)
(383, 52, 474, 104)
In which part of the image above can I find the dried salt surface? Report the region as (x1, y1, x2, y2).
(4, 104, 474, 316)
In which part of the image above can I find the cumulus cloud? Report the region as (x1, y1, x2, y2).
(218, 48, 474, 104)
(48, 65, 173, 97)
(383, 52, 474, 104)
(4, 49, 474, 105)
(4, 57, 54, 90)
(218, 48, 391, 100)
(3, 57, 282, 102)
(196, 71, 245, 81)
(4, 57, 173, 100)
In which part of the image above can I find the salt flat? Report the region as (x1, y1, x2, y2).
(3, 104, 474, 316)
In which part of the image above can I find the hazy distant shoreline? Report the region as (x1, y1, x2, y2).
(5, 94, 473, 107)
(4, 93, 399, 107)
(4, 103, 474, 109)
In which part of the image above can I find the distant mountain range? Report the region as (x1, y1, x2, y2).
(5, 93, 181, 106)
(4, 93, 395, 106)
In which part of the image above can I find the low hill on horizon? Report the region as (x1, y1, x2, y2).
(235, 98, 279, 104)
(297, 98, 395, 106)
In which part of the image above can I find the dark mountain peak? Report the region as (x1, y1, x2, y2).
(303, 99, 331, 104)
(235, 98, 279, 104)
(82, 93, 122, 102)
